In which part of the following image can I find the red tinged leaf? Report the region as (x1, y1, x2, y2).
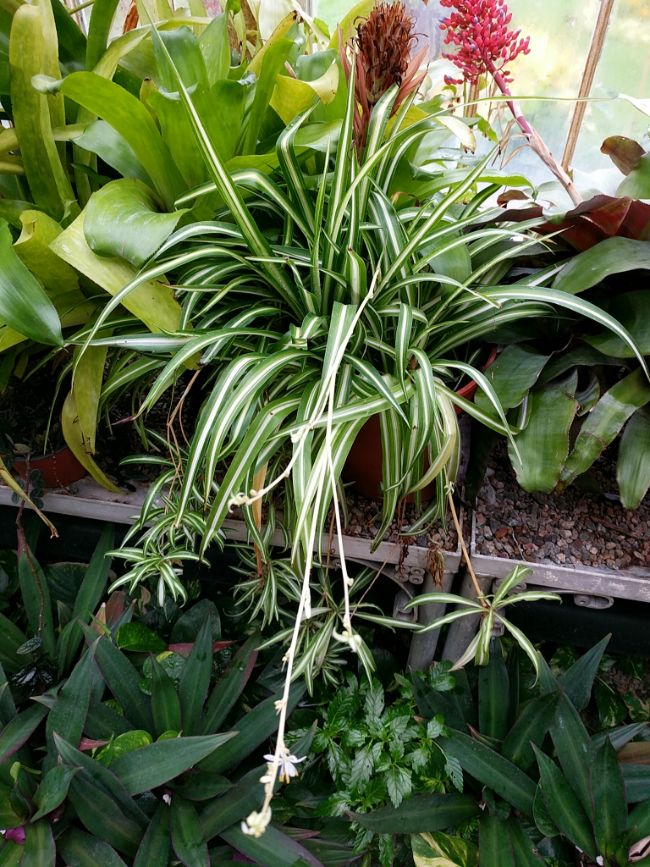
(601, 136, 645, 175)
(167, 640, 235, 657)
(496, 193, 650, 250)
(79, 737, 110, 751)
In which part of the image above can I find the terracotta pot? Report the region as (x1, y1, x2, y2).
(12, 446, 86, 489)
(343, 348, 499, 500)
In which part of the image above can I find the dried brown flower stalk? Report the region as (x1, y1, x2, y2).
(339, 1, 428, 153)
(122, 0, 139, 34)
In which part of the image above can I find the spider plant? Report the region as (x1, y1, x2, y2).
(80, 37, 646, 614)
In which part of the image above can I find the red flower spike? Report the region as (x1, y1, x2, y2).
(440, 0, 530, 86)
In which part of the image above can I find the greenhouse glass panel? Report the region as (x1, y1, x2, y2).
(312, 0, 650, 185)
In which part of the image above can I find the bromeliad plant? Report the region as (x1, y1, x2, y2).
(1, 0, 338, 495)
(471, 234, 650, 507)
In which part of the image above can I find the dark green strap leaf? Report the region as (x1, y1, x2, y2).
(532, 784, 558, 838)
(0, 703, 47, 764)
(151, 657, 182, 737)
(198, 683, 303, 775)
(557, 635, 610, 711)
(549, 694, 593, 816)
(134, 803, 171, 867)
(591, 738, 626, 856)
(199, 637, 257, 735)
(507, 819, 547, 866)
(87, 627, 154, 732)
(348, 793, 479, 834)
(23, 821, 56, 867)
(533, 745, 597, 859)
(46, 645, 95, 762)
(110, 733, 237, 795)
(198, 771, 262, 841)
(171, 797, 209, 867)
(54, 734, 148, 827)
(478, 815, 514, 867)
(58, 828, 128, 867)
(17, 540, 56, 659)
(501, 692, 559, 771)
(440, 730, 536, 817)
(32, 765, 78, 821)
(68, 774, 142, 857)
(478, 639, 510, 740)
(220, 823, 324, 867)
(178, 616, 213, 736)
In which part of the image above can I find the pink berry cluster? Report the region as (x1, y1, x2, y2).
(440, 0, 530, 86)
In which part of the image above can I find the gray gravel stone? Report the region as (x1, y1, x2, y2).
(474, 445, 650, 571)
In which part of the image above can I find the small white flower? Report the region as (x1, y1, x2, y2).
(274, 698, 286, 713)
(264, 751, 306, 784)
(241, 807, 272, 838)
(162, 793, 172, 806)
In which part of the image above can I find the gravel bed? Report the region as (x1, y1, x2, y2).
(474, 446, 650, 571)
(341, 491, 459, 553)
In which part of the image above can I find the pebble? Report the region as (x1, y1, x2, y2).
(340, 491, 459, 552)
(474, 444, 650, 572)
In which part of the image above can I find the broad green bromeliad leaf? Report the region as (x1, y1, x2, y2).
(560, 367, 650, 489)
(271, 61, 339, 123)
(62, 392, 122, 492)
(14, 210, 79, 294)
(0, 220, 62, 346)
(617, 154, 650, 199)
(58, 71, 184, 209)
(9, 4, 78, 222)
(585, 291, 650, 358)
(508, 373, 578, 493)
(73, 344, 107, 456)
(74, 120, 154, 188)
(552, 237, 650, 296)
(617, 408, 650, 508)
(50, 211, 181, 334)
(84, 179, 187, 267)
(475, 345, 550, 416)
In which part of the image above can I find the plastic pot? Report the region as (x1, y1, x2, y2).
(343, 348, 498, 500)
(12, 446, 86, 489)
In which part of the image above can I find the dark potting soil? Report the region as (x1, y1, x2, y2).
(0, 366, 69, 459)
(474, 443, 650, 571)
(98, 371, 205, 485)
